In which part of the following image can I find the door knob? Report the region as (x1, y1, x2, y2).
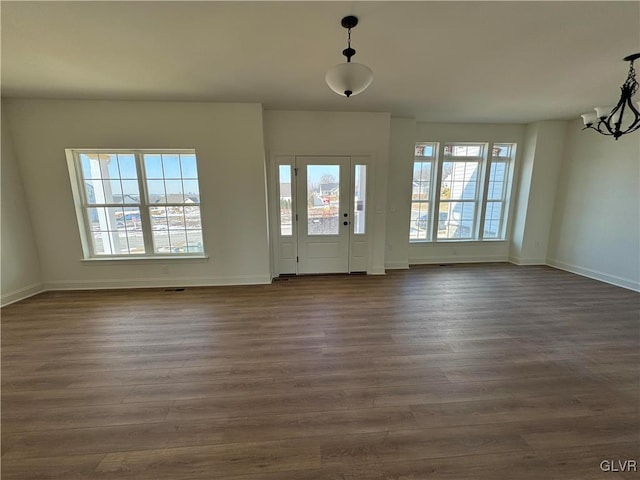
(343, 213, 348, 217)
(343, 221, 349, 226)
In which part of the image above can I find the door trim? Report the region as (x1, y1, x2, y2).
(269, 153, 373, 277)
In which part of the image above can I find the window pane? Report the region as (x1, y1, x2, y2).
(353, 165, 366, 234)
(437, 201, 475, 239)
(118, 154, 137, 179)
(81, 153, 139, 205)
(86, 207, 141, 255)
(412, 162, 431, 200)
(167, 206, 186, 230)
(87, 207, 106, 231)
(490, 161, 506, 182)
(410, 201, 430, 241)
(415, 144, 434, 157)
(80, 154, 99, 179)
(441, 162, 479, 201)
(483, 201, 503, 239)
(162, 154, 181, 179)
(279, 165, 293, 236)
(84, 179, 104, 204)
(445, 144, 483, 157)
(181, 154, 198, 178)
(410, 157, 433, 243)
(165, 179, 184, 199)
(186, 230, 204, 252)
(168, 230, 187, 252)
(106, 180, 123, 203)
(155, 205, 202, 253)
(184, 206, 202, 230)
(307, 165, 339, 235)
(100, 153, 120, 179)
(183, 179, 200, 201)
(488, 180, 504, 200)
(91, 231, 111, 255)
(150, 207, 168, 229)
(144, 154, 163, 178)
(484, 220, 500, 239)
(121, 180, 140, 203)
(492, 144, 512, 158)
(147, 179, 165, 203)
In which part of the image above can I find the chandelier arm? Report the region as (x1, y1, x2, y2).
(608, 88, 631, 137)
(581, 53, 640, 140)
(596, 117, 617, 136)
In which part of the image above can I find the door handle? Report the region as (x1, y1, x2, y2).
(343, 221, 350, 226)
(343, 213, 348, 217)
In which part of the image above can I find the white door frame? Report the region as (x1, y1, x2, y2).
(268, 153, 373, 277)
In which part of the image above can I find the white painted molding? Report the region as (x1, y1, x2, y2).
(44, 275, 272, 291)
(508, 256, 546, 266)
(409, 254, 507, 265)
(1, 283, 45, 307)
(384, 261, 410, 270)
(369, 265, 387, 275)
(546, 259, 640, 293)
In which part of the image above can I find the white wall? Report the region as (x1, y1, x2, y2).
(510, 121, 567, 264)
(263, 110, 391, 274)
(1, 104, 43, 305)
(385, 118, 416, 269)
(547, 119, 640, 291)
(385, 122, 525, 265)
(4, 99, 271, 289)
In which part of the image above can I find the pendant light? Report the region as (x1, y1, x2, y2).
(325, 16, 373, 98)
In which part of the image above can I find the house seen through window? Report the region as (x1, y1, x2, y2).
(67, 149, 204, 258)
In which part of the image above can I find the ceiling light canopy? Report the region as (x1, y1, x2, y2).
(325, 16, 373, 98)
(581, 53, 640, 140)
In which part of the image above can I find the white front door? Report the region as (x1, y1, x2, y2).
(296, 156, 351, 274)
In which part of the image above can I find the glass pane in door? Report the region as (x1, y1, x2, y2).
(307, 165, 339, 235)
(353, 165, 366, 234)
(278, 165, 293, 236)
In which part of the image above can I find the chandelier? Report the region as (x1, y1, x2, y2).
(325, 16, 373, 98)
(581, 53, 640, 140)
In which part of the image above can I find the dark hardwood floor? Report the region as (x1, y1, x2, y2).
(2, 264, 638, 479)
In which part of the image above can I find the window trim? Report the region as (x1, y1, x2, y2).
(66, 148, 205, 260)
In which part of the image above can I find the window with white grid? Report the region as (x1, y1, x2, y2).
(67, 149, 204, 258)
(410, 143, 436, 241)
(483, 144, 513, 239)
(409, 142, 516, 242)
(438, 144, 484, 240)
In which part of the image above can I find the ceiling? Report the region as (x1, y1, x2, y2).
(2, 1, 639, 123)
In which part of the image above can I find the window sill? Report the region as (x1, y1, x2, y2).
(81, 255, 209, 264)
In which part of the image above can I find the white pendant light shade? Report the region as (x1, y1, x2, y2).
(325, 62, 373, 97)
(326, 16, 373, 98)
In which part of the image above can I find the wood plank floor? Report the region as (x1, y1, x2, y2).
(2, 264, 638, 479)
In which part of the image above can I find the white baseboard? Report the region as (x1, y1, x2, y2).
(369, 265, 386, 275)
(1, 283, 45, 307)
(44, 275, 272, 291)
(409, 254, 508, 265)
(546, 259, 640, 292)
(508, 256, 546, 266)
(384, 261, 409, 270)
